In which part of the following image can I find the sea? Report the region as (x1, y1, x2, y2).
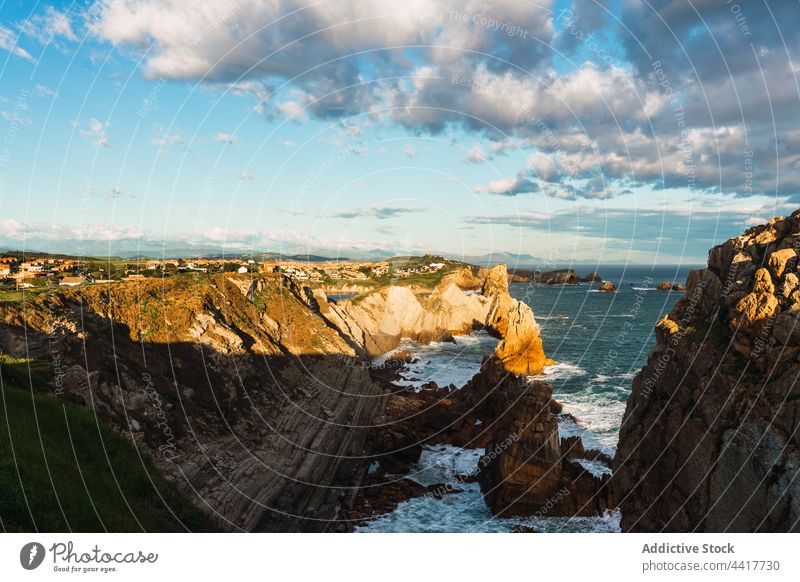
(356, 264, 701, 533)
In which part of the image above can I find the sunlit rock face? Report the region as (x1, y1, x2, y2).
(613, 213, 800, 532)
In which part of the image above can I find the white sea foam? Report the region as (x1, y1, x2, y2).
(356, 443, 621, 533)
(556, 396, 627, 455)
(530, 361, 588, 382)
(405, 444, 482, 487)
(576, 458, 612, 477)
(385, 332, 498, 390)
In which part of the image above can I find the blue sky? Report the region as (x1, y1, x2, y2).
(1, 1, 798, 264)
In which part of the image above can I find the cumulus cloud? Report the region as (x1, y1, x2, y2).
(462, 143, 486, 164)
(474, 176, 539, 196)
(403, 144, 417, 158)
(37, 1, 800, 202)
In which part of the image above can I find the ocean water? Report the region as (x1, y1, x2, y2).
(356, 265, 700, 533)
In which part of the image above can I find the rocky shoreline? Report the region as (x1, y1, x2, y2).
(4, 217, 799, 532)
(1, 261, 592, 531)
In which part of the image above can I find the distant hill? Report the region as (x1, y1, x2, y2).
(444, 251, 545, 268)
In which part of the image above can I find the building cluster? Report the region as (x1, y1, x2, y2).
(0, 255, 450, 290)
(260, 260, 445, 282)
(143, 258, 256, 273)
(0, 257, 83, 288)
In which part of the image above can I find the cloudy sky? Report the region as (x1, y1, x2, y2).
(0, 0, 798, 264)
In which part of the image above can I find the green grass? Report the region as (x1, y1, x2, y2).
(0, 286, 57, 304)
(0, 360, 216, 532)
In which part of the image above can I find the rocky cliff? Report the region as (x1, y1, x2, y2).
(0, 273, 385, 532)
(613, 214, 800, 532)
(316, 264, 550, 375)
(0, 263, 550, 531)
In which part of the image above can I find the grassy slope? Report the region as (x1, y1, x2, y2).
(0, 359, 215, 532)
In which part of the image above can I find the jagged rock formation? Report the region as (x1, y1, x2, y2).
(352, 355, 611, 523)
(475, 357, 611, 517)
(317, 264, 549, 375)
(656, 280, 686, 292)
(482, 265, 551, 375)
(598, 281, 617, 292)
(613, 214, 800, 532)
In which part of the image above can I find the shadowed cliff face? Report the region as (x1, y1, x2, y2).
(0, 274, 386, 532)
(613, 213, 800, 532)
(0, 265, 548, 531)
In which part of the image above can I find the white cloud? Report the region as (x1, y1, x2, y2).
(329, 205, 424, 220)
(403, 143, 417, 158)
(0, 24, 35, 62)
(151, 125, 184, 153)
(474, 176, 539, 196)
(276, 100, 304, 119)
(35, 84, 58, 98)
(214, 132, 239, 144)
(461, 143, 486, 164)
(239, 172, 256, 181)
(19, 6, 78, 47)
(278, 139, 297, 148)
(79, 118, 110, 148)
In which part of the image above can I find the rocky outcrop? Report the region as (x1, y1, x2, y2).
(0, 273, 385, 532)
(440, 265, 483, 290)
(598, 281, 617, 292)
(357, 354, 611, 522)
(0, 262, 551, 531)
(482, 265, 550, 375)
(476, 357, 611, 517)
(318, 264, 549, 376)
(656, 280, 686, 291)
(509, 268, 602, 285)
(613, 213, 800, 532)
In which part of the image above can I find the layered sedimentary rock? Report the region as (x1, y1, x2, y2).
(318, 264, 549, 375)
(613, 214, 800, 532)
(0, 274, 385, 532)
